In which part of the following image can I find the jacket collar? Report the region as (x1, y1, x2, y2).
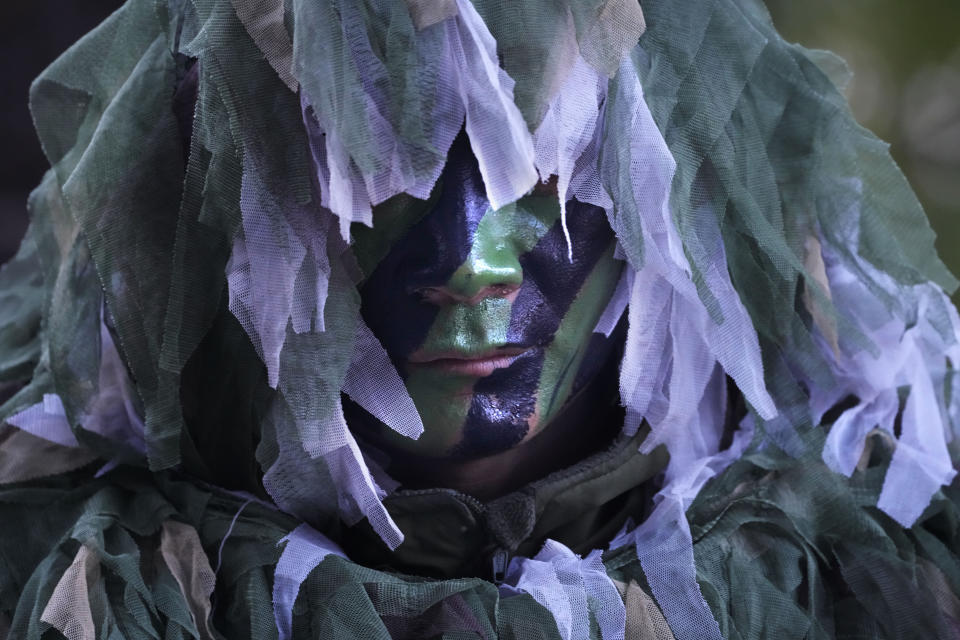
(343, 426, 668, 580)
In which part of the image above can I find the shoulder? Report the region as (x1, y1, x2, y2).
(689, 433, 960, 639)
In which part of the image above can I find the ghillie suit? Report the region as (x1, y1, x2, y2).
(2, 0, 959, 638)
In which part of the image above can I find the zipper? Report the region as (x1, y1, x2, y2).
(395, 487, 487, 514)
(450, 490, 486, 514)
(393, 487, 503, 581)
(491, 547, 510, 585)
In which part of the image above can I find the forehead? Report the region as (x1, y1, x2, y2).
(351, 130, 559, 278)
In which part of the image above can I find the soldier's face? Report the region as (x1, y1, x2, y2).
(352, 132, 623, 459)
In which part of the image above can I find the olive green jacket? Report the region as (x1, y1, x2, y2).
(2, 426, 959, 639)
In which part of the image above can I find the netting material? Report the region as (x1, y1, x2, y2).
(39, 544, 98, 640)
(295, 0, 538, 238)
(613, 581, 675, 640)
(160, 520, 218, 640)
(272, 524, 346, 640)
(503, 542, 626, 640)
(5, 431, 960, 639)
(2, 0, 959, 638)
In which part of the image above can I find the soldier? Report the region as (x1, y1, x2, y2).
(1, 1, 959, 638)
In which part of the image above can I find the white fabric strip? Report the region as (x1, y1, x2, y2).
(295, 398, 405, 550)
(342, 320, 424, 441)
(504, 540, 626, 640)
(81, 316, 146, 452)
(227, 165, 334, 388)
(812, 200, 960, 527)
(449, 0, 538, 211)
(229, 177, 304, 387)
(273, 523, 347, 640)
(619, 415, 756, 640)
(8, 394, 78, 448)
(533, 54, 606, 261)
(593, 269, 631, 337)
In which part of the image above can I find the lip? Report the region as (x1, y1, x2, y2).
(408, 347, 530, 377)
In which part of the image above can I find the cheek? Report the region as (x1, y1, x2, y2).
(357, 210, 467, 366)
(508, 202, 615, 346)
(531, 244, 623, 430)
(453, 349, 544, 457)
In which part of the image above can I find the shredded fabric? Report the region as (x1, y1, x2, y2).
(160, 521, 218, 640)
(505, 542, 627, 640)
(273, 524, 346, 640)
(2, 0, 959, 639)
(39, 545, 99, 640)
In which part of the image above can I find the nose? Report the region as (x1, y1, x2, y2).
(413, 131, 524, 306)
(419, 240, 523, 306)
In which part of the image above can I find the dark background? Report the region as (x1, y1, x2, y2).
(2, 2, 958, 289)
(1, 1, 126, 263)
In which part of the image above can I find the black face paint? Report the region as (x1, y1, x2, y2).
(358, 132, 487, 366)
(456, 350, 542, 457)
(353, 130, 624, 459)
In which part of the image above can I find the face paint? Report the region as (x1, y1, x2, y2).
(351, 131, 623, 460)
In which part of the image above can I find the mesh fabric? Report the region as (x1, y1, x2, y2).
(3, 0, 960, 638)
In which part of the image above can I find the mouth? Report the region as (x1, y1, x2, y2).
(407, 346, 530, 377)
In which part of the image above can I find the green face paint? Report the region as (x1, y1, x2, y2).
(352, 132, 623, 460)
